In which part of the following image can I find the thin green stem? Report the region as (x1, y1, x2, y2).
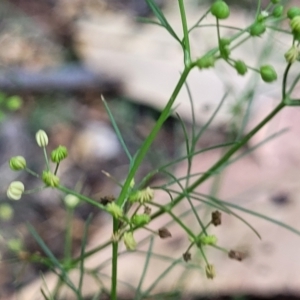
(178, 0, 191, 66)
(111, 218, 119, 300)
(43, 147, 50, 171)
(116, 66, 191, 208)
(150, 101, 286, 220)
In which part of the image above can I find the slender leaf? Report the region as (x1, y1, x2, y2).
(145, 0, 181, 43)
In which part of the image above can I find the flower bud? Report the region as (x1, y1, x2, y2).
(7, 181, 25, 200)
(287, 7, 300, 19)
(0, 204, 14, 221)
(228, 250, 247, 261)
(210, 1, 230, 19)
(271, 0, 280, 4)
(205, 264, 216, 279)
(290, 16, 300, 34)
(158, 227, 172, 239)
(272, 5, 283, 18)
(64, 194, 80, 208)
(250, 22, 266, 36)
(123, 231, 137, 251)
(284, 45, 300, 63)
(106, 202, 123, 219)
(36, 130, 48, 147)
(260, 65, 277, 82)
(9, 156, 26, 171)
(234, 60, 248, 75)
(42, 171, 60, 187)
(211, 210, 222, 226)
(183, 251, 191, 262)
(199, 235, 218, 246)
(51, 145, 68, 163)
(131, 214, 150, 227)
(196, 55, 216, 69)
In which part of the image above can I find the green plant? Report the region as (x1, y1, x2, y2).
(5, 0, 300, 299)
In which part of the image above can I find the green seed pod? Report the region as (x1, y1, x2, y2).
(234, 60, 248, 75)
(64, 194, 80, 208)
(131, 214, 151, 227)
(219, 38, 231, 48)
(220, 46, 230, 59)
(42, 171, 60, 187)
(290, 16, 300, 34)
(250, 22, 266, 36)
(196, 55, 216, 69)
(123, 231, 137, 251)
(36, 130, 48, 147)
(7, 181, 25, 200)
(284, 45, 299, 63)
(271, 0, 280, 3)
(287, 7, 300, 19)
(9, 156, 26, 171)
(106, 202, 123, 219)
(210, 1, 230, 20)
(51, 145, 68, 163)
(260, 65, 277, 83)
(272, 5, 283, 18)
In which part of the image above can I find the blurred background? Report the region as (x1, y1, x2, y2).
(0, 0, 300, 299)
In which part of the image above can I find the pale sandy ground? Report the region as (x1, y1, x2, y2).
(14, 1, 300, 299)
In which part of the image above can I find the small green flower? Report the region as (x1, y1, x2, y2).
(272, 5, 283, 18)
(199, 235, 218, 246)
(7, 181, 25, 200)
(64, 194, 80, 208)
(287, 7, 300, 19)
(250, 22, 266, 36)
(131, 214, 151, 227)
(9, 156, 26, 171)
(284, 45, 300, 63)
(196, 55, 216, 69)
(234, 60, 248, 75)
(36, 130, 48, 147)
(290, 16, 300, 34)
(123, 231, 137, 251)
(205, 264, 216, 279)
(51, 146, 68, 163)
(42, 171, 60, 187)
(260, 65, 277, 82)
(0, 204, 14, 221)
(129, 187, 154, 204)
(106, 202, 123, 219)
(210, 1, 230, 20)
